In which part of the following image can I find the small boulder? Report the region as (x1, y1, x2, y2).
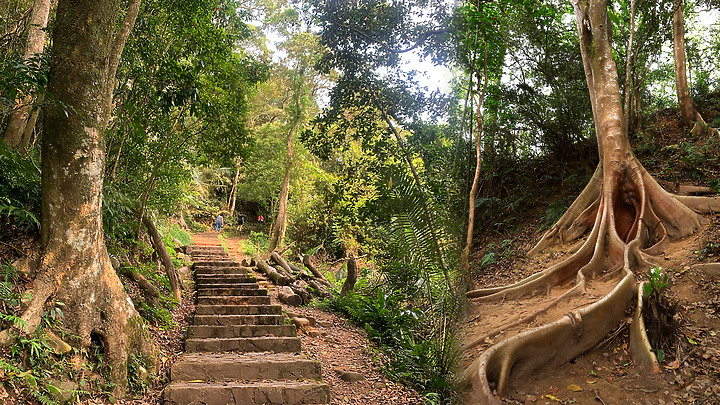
(333, 368, 366, 382)
(306, 328, 322, 337)
(292, 317, 311, 329)
(46, 331, 72, 355)
(48, 379, 78, 404)
(303, 316, 317, 326)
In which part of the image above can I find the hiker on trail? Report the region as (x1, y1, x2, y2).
(215, 214, 223, 232)
(257, 215, 264, 223)
(237, 213, 245, 230)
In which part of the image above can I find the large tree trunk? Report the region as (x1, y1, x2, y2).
(672, 0, 719, 137)
(463, 0, 720, 402)
(142, 215, 182, 301)
(1, 0, 51, 152)
(0, 0, 150, 397)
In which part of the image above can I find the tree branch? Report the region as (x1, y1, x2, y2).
(332, 18, 450, 54)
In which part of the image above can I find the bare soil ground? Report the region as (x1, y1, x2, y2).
(464, 211, 720, 405)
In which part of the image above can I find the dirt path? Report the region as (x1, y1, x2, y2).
(221, 235, 425, 405)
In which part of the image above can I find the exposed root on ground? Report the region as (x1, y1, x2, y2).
(463, 161, 720, 404)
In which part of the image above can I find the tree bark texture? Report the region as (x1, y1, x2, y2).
(0, 0, 152, 397)
(228, 162, 240, 216)
(1, 0, 51, 152)
(463, 0, 720, 402)
(142, 215, 182, 301)
(340, 253, 357, 297)
(303, 253, 330, 284)
(269, 125, 297, 252)
(118, 265, 160, 300)
(622, 0, 635, 135)
(278, 286, 302, 306)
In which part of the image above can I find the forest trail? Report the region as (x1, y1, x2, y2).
(163, 232, 330, 405)
(220, 234, 426, 404)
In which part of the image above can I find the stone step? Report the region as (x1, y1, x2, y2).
(196, 275, 257, 284)
(195, 305, 282, 316)
(164, 381, 330, 405)
(197, 282, 260, 289)
(187, 325, 295, 339)
(189, 245, 225, 251)
(195, 267, 249, 275)
(197, 296, 271, 305)
(185, 336, 302, 353)
(170, 353, 322, 382)
(191, 254, 231, 259)
(193, 314, 284, 326)
(197, 288, 267, 297)
(196, 282, 259, 289)
(193, 260, 239, 267)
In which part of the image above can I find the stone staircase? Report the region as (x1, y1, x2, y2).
(164, 234, 330, 405)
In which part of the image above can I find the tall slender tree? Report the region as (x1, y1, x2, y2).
(1, 0, 51, 152)
(672, 0, 720, 137)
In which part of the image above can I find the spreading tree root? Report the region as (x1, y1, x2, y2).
(463, 162, 720, 404)
(0, 248, 156, 396)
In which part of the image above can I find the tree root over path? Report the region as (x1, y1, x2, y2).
(462, 161, 720, 404)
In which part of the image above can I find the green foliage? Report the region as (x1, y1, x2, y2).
(643, 266, 670, 297)
(244, 231, 270, 255)
(134, 299, 175, 330)
(0, 261, 27, 326)
(477, 239, 515, 271)
(323, 288, 454, 398)
(343, 290, 422, 346)
(127, 354, 154, 395)
(103, 182, 137, 241)
(0, 53, 49, 118)
(0, 144, 41, 230)
(0, 357, 62, 405)
(698, 240, 720, 260)
(541, 200, 568, 230)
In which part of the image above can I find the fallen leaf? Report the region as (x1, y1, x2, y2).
(544, 394, 562, 402)
(586, 380, 597, 384)
(568, 384, 582, 392)
(549, 386, 559, 394)
(664, 359, 680, 370)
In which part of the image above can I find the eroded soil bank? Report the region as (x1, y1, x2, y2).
(463, 214, 720, 404)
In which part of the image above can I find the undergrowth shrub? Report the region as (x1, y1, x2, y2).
(0, 145, 41, 232)
(321, 287, 455, 403)
(243, 231, 269, 255)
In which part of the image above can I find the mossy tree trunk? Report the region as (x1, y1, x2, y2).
(0, 0, 151, 397)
